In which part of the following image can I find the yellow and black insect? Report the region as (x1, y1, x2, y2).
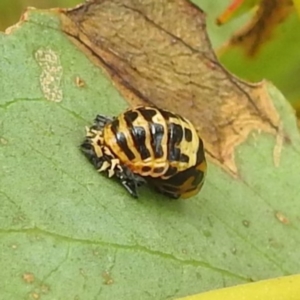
(81, 106, 206, 199)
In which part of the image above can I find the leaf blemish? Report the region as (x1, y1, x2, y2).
(102, 271, 114, 285)
(31, 292, 40, 300)
(75, 76, 85, 87)
(22, 272, 35, 284)
(242, 220, 250, 227)
(275, 211, 290, 225)
(34, 48, 63, 103)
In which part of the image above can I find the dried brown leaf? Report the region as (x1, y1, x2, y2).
(60, 0, 281, 176)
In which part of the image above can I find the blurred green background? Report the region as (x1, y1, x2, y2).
(0, 0, 81, 30)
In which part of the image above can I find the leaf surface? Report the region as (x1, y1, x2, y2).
(61, 0, 281, 176)
(0, 5, 300, 300)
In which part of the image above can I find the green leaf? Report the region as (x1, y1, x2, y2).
(0, 7, 300, 300)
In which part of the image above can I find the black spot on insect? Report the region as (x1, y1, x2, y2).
(164, 166, 178, 177)
(170, 123, 183, 144)
(116, 132, 136, 161)
(184, 127, 192, 142)
(130, 126, 151, 160)
(150, 123, 164, 158)
(160, 109, 177, 120)
(180, 153, 189, 163)
(124, 110, 139, 123)
(123, 113, 146, 158)
(110, 118, 120, 134)
(142, 166, 151, 173)
(162, 166, 197, 187)
(196, 139, 205, 164)
(138, 107, 157, 123)
(168, 147, 181, 162)
(111, 120, 135, 161)
(167, 123, 184, 161)
(153, 167, 165, 174)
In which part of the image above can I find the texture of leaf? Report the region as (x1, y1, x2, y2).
(0, 4, 300, 300)
(61, 0, 281, 176)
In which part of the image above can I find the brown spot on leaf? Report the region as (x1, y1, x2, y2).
(75, 76, 85, 87)
(102, 271, 114, 285)
(242, 219, 250, 227)
(221, 0, 294, 56)
(275, 211, 290, 224)
(23, 272, 35, 284)
(60, 0, 282, 176)
(31, 293, 40, 300)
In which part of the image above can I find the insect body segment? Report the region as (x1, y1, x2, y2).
(103, 107, 169, 178)
(81, 106, 206, 199)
